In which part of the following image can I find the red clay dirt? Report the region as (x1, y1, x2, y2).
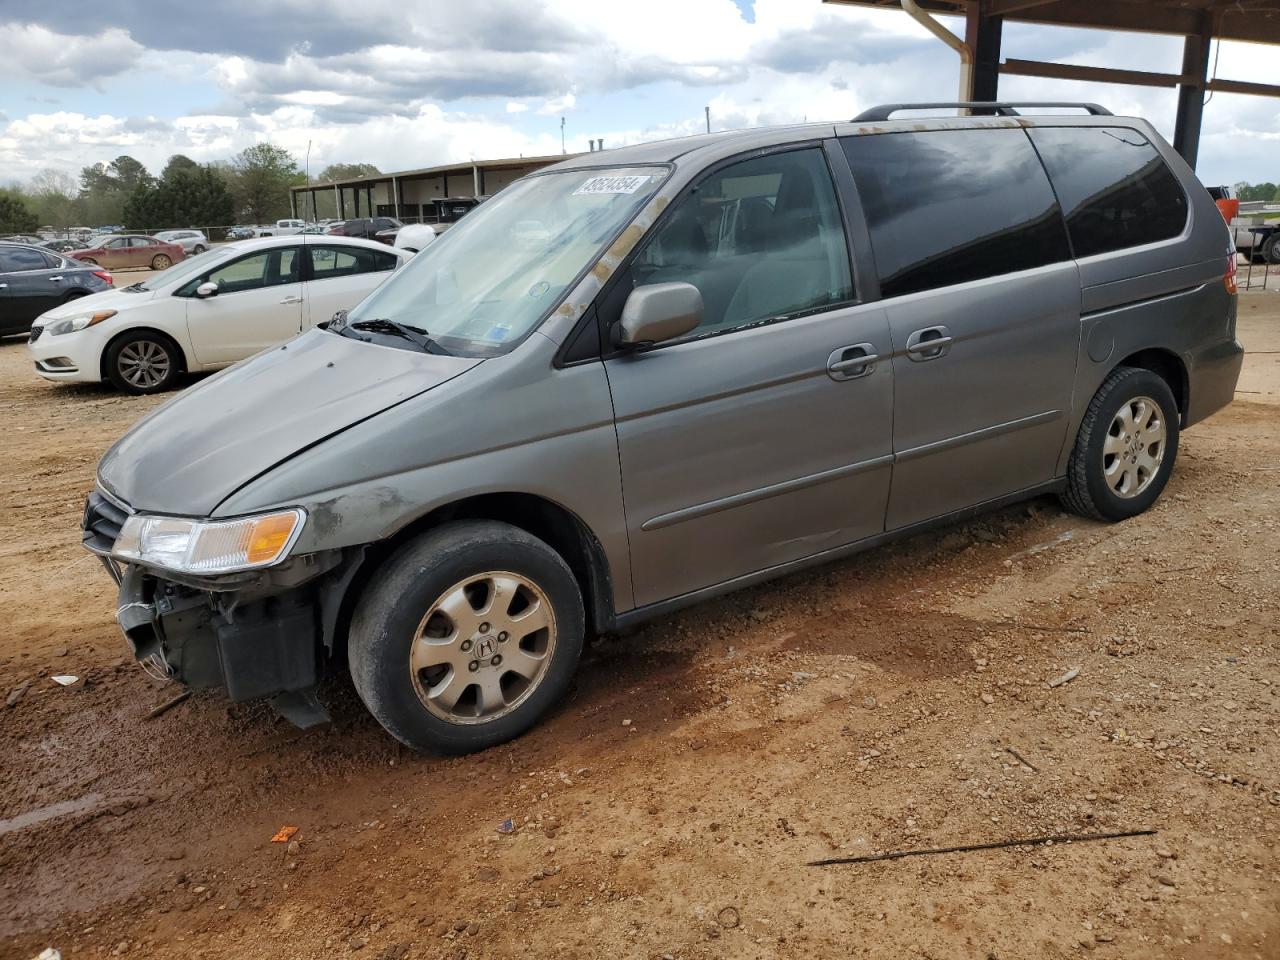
(1, 294, 1277, 960)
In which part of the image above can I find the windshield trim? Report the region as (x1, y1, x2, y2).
(341, 162, 673, 359)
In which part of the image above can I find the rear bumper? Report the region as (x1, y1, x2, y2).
(1186, 334, 1245, 426)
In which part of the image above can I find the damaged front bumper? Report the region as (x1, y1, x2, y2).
(83, 489, 363, 727)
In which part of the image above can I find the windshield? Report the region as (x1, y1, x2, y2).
(133, 245, 242, 291)
(342, 166, 666, 355)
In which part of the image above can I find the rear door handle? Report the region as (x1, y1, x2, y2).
(279, 295, 302, 304)
(0, 283, 7, 290)
(905, 326, 953, 361)
(826, 342, 879, 381)
(48, 275, 64, 282)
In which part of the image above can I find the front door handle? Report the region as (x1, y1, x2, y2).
(905, 326, 953, 361)
(279, 295, 302, 304)
(826, 342, 879, 381)
(48, 275, 64, 282)
(0, 283, 8, 290)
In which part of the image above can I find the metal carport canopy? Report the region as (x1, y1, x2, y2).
(822, 0, 1280, 169)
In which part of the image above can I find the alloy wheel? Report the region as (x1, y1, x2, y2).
(1103, 395, 1166, 498)
(117, 340, 172, 390)
(409, 571, 557, 724)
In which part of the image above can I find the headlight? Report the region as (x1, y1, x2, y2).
(45, 309, 116, 337)
(112, 509, 305, 575)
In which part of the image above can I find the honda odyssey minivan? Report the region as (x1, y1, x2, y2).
(83, 103, 1242, 753)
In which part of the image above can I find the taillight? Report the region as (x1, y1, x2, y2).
(1224, 251, 1238, 295)
(94, 270, 113, 286)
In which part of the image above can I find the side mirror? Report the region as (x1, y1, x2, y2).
(195, 281, 218, 298)
(615, 282, 703, 348)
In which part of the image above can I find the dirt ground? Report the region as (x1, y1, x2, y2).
(1, 292, 1277, 960)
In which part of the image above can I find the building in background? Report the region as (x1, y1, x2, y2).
(291, 154, 576, 224)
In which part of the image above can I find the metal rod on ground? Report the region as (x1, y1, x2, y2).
(807, 829, 1157, 867)
(145, 690, 191, 720)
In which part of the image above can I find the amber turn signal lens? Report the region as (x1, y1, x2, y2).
(246, 513, 299, 564)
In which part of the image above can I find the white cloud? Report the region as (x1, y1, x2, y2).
(0, 1, 1276, 186)
(0, 24, 143, 88)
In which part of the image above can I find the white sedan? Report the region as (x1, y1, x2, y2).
(28, 236, 410, 394)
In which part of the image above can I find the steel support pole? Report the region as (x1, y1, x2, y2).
(965, 1, 1004, 103)
(1173, 16, 1211, 168)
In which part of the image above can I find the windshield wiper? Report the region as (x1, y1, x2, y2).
(123, 281, 147, 292)
(348, 318, 441, 353)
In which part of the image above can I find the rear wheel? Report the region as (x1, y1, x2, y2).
(1061, 366, 1179, 522)
(105, 330, 181, 394)
(192, 244, 206, 254)
(79, 258, 98, 266)
(348, 520, 585, 754)
(150, 254, 172, 270)
(1263, 234, 1280, 265)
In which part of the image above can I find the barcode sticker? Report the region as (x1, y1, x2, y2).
(573, 175, 652, 196)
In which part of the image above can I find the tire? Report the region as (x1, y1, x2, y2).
(150, 254, 172, 270)
(1061, 366, 1180, 522)
(105, 330, 182, 394)
(1263, 234, 1280, 266)
(349, 520, 585, 754)
(192, 244, 206, 254)
(62, 291, 87, 304)
(79, 258, 97, 266)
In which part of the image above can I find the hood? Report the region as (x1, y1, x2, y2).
(40, 285, 157, 320)
(98, 329, 480, 516)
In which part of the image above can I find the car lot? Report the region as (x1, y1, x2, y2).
(0, 292, 1274, 958)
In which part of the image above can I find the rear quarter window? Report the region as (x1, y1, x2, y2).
(1028, 127, 1188, 258)
(841, 127, 1071, 299)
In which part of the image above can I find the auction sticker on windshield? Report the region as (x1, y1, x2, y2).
(573, 175, 652, 196)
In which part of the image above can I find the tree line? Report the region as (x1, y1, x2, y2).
(1233, 181, 1280, 203)
(0, 147, 382, 236)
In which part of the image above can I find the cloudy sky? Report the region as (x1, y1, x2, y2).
(1, 0, 1277, 188)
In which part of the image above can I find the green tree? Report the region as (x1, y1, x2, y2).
(317, 162, 382, 182)
(1234, 181, 1279, 203)
(107, 155, 152, 193)
(77, 156, 152, 227)
(229, 143, 305, 224)
(0, 188, 39, 234)
(161, 154, 201, 182)
(124, 164, 235, 232)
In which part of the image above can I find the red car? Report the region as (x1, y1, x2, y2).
(69, 234, 187, 271)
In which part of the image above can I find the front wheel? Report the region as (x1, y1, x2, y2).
(105, 331, 181, 394)
(348, 520, 585, 754)
(192, 244, 206, 254)
(79, 258, 98, 266)
(1061, 366, 1180, 522)
(150, 254, 172, 270)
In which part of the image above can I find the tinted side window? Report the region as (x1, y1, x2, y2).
(309, 245, 381, 279)
(841, 128, 1070, 299)
(372, 250, 399, 271)
(628, 147, 854, 339)
(0, 248, 53, 272)
(192, 248, 299, 294)
(1028, 127, 1188, 258)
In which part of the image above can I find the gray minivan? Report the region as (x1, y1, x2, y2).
(84, 102, 1242, 753)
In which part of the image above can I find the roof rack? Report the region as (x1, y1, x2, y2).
(852, 101, 1113, 122)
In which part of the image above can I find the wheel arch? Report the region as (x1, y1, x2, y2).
(329, 492, 615, 660)
(99, 326, 191, 381)
(1112, 347, 1188, 426)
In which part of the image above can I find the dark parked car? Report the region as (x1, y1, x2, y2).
(68, 234, 186, 271)
(41, 238, 85, 254)
(329, 216, 401, 241)
(0, 242, 113, 336)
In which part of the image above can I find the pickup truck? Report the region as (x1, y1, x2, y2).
(1208, 187, 1279, 264)
(253, 219, 306, 237)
